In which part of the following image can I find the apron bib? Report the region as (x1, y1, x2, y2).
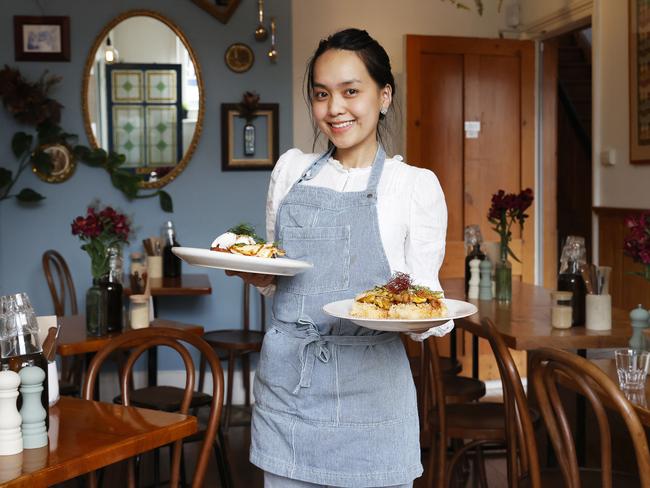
(250, 146, 422, 487)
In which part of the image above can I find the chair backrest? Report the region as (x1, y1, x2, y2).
(530, 348, 650, 488)
(482, 318, 540, 487)
(82, 327, 224, 488)
(243, 282, 266, 332)
(42, 249, 78, 316)
(424, 336, 448, 488)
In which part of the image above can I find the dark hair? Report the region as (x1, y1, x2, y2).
(304, 28, 397, 150)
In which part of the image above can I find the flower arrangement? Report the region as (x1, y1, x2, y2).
(71, 203, 131, 279)
(487, 188, 534, 262)
(624, 211, 650, 282)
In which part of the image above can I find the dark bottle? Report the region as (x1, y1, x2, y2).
(464, 243, 486, 296)
(557, 236, 587, 326)
(163, 220, 182, 278)
(105, 247, 123, 333)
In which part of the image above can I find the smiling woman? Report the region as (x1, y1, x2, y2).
(82, 10, 204, 189)
(227, 28, 450, 488)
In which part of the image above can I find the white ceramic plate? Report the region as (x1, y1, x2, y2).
(322, 298, 478, 332)
(172, 247, 313, 276)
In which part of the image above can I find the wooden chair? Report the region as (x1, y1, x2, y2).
(530, 348, 650, 487)
(426, 333, 502, 488)
(42, 249, 78, 316)
(200, 282, 265, 431)
(482, 318, 540, 488)
(41, 249, 82, 395)
(82, 327, 225, 488)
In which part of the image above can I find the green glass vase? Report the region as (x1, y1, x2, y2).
(495, 239, 512, 303)
(86, 277, 108, 337)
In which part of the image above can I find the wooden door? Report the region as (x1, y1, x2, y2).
(406, 36, 535, 380)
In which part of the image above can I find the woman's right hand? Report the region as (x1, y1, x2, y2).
(225, 270, 276, 287)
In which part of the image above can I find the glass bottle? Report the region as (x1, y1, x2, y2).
(464, 225, 486, 296)
(105, 247, 123, 334)
(86, 278, 108, 337)
(557, 235, 587, 326)
(163, 220, 182, 278)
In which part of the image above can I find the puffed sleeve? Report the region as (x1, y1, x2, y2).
(265, 148, 304, 242)
(259, 149, 305, 297)
(403, 167, 453, 341)
(404, 168, 448, 290)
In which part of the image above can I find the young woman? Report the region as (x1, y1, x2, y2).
(229, 28, 451, 488)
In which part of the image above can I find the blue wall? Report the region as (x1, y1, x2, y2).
(0, 0, 293, 368)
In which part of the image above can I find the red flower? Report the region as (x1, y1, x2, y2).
(71, 203, 133, 279)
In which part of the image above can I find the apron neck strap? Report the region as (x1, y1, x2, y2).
(298, 143, 387, 193)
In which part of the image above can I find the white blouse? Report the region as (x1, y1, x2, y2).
(265, 148, 453, 339)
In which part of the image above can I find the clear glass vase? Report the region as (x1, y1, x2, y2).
(495, 239, 512, 303)
(86, 278, 108, 337)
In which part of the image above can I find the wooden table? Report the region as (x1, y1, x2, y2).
(0, 396, 197, 487)
(123, 273, 212, 296)
(441, 277, 634, 465)
(442, 277, 633, 376)
(57, 316, 204, 388)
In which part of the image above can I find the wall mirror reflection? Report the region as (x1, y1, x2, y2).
(82, 10, 204, 189)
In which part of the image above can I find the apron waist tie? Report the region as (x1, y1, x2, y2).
(271, 318, 399, 394)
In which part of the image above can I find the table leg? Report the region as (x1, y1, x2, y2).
(576, 348, 587, 466)
(472, 334, 479, 379)
(148, 297, 160, 387)
(450, 328, 457, 362)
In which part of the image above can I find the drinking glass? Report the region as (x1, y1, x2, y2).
(615, 349, 650, 390)
(0, 292, 40, 358)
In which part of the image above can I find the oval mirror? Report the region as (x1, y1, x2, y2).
(82, 10, 204, 189)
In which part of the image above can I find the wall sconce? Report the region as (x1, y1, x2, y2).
(104, 37, 119, 64)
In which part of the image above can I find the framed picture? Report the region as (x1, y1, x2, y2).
(14, 16, 70, 62)
(630, 1, 650, 164)
(221, 103, 279, 171)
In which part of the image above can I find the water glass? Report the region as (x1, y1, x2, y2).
(0, 292, 40, 358)
(615, 349, 650, 390)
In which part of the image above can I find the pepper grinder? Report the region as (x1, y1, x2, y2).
(19, 365, 48, 449)
(468, 258, 480, 299)
(0, 368, 22, 455)
(479, 259, 493, 301)
(629, 305, 650, 352)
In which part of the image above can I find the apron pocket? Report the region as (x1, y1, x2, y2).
(278, 225, 350, 295)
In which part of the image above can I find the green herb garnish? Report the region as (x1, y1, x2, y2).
(227, 222, 265, 243)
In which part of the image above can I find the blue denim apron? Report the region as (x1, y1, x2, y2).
(250, 146, 422, 488)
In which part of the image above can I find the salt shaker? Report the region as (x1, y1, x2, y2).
(0, 368, 22, 455)
(468, 259, 480, 299)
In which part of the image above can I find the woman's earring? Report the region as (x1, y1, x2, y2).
(380, 106, 388, 115)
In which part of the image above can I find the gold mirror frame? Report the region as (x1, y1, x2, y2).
(81, 9, 205, 189)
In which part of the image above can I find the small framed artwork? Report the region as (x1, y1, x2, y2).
(630, 0, 650, 164)
(221, 103, 279, 171)
(14, 16, 70, 62)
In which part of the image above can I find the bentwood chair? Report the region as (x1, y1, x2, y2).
(41, 249, 82, 395)
(200, 282, 266, 431)
(426, 332, 503, 488)
(530, 348, 650, 487)
(82, 327, 226, 488)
